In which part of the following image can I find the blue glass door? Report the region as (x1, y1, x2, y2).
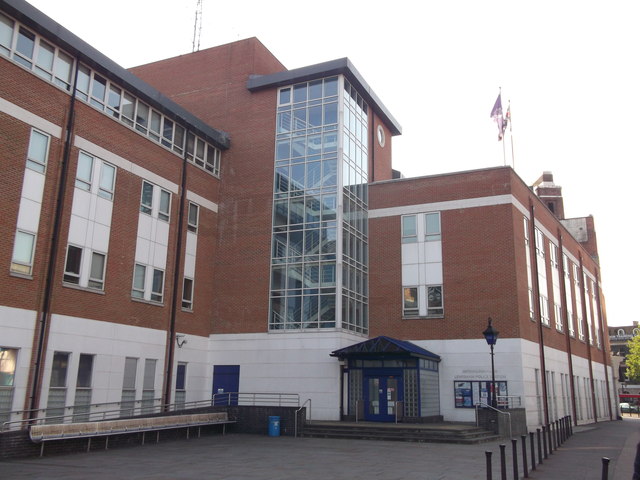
(364, 375, 402, 421)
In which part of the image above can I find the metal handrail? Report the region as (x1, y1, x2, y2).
(211, 392, 300, 407)
(294, 398, 311, 437)
(475, 402, 512, 439)
(2, 397, 217, 432)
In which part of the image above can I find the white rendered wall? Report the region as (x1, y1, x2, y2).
(42, 314, 167, 410)
(0, 306, 37, 414)
(208, 331, 365, 420)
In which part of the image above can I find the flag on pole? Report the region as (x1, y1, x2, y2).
(490, 93, 506, 141)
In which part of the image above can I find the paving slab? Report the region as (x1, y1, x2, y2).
(1, 418, 638, 479)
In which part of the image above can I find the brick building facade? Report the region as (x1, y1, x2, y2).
(0, 0, 614, 431)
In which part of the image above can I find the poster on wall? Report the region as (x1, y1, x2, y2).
(454, 380, 508, 408)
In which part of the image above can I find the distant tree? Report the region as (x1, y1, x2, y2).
(626, 335, 640, 384)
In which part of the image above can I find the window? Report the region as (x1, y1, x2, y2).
(76, 354, 93, 388)
(140, 181, 153, 215)
(158, 190, 171, 222)
(151, 269, 164, 302)
(0, 13, 14, 57)
(88, 252, 106, 289)
(26, 129, 49, 173)
(75, 152, 93, 190)
(11, 231, 35, 275)
(121, 357, 137, 417)
(425, 212, 441, 241)
(427, 285, 443, 315)
(0, 348, 17, 387)
(140, 181, 170, 220)
(132, 263, 165, 303)
(401, 215, 417, 243)
(50, 352, 69, 388)
(175, 362, 187, 409)
(63, 245, 82, 284)
(98, 163, 116, 200)
(74, 151, 117, 200)
(132, 264, 146, 299)
(14, 26, 35, 68)
(182, 278, 194, 310)
(142, 359, 156, 413)
(403, 287, 418, 315)
(187, 203, 199, 233)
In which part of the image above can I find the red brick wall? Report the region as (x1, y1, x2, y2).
(131, 38, 285, 334)
(369, 166, 608, 363)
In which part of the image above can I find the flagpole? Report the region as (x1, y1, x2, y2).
(500, 87, 506, 166)
(508, 100, 515, 169)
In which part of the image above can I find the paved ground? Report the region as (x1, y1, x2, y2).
(2, 417, 638, 479)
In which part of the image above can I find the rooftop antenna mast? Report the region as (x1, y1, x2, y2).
(192, 0, 203, 52)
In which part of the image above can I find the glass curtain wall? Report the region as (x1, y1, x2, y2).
(269, 76, 369, 333)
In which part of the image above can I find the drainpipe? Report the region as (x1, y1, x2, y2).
(594, 269, 613, 420)
(528, 201, 549, 426)
(578, 253, 598, 422)
(27, 60, 79, 419)
(556, 230, 578, 425)
(162, 131, 190, 409)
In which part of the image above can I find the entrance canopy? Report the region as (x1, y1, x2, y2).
(330, 336, 440, 361)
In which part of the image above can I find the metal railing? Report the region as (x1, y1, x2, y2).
(211, 392, 300, 407)
(1, 397, 224, 432)
(475, 402, 512, 439)
(294, 398, 312, 437)
(497, 395, 522, 408)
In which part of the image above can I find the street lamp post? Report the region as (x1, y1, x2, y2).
(483, 317, 499, 408)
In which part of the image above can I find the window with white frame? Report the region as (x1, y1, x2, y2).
(75, 152, 116, 200)
(140, 181, 171, 221)
(0, 347, 18, 424)
(401, 215, 417, 243)
(141, 359, 156, 413)
(175, 362, 187, 409)
(140, 181, 153, 215)
(73, 353, 93, 421)
(63, 245, 82, 284)
(187, 203, 199, 233)
(26, 129, 49, 173)
(403, 287, 418, 316)
(425, 212, 441, 241)
(182, 277, 194, 310)
(427, 285, 443, 315)
(63, 245, 106, 290)
(10, 230, 35, 275)
(131, 263, 165, 303)
(121, 357, 137, 417)
(46, 351, 69, 422)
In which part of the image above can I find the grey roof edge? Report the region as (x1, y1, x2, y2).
(1, 0, 230, 150)
(247, 58, 402, 136)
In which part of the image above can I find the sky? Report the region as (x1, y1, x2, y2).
(25, 0, 639, 326)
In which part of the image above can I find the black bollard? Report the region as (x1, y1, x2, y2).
(521, 434, 529, 478)
(500, 444, 507, 480)
(548, 423, 554, 454)
(537, 428, 543, 465)
(529, 431, 536, 471)
(556, 420, 560, 447)
(542, 425, 548, 459)
(569, 415, 573, 437)
(486, 451, 493, 480)
(601, 457, 610, 480)
(512, 439, 519, 480)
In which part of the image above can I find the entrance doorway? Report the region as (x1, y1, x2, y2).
(212, 365, 239, 405)
(364, 374, 402, 421)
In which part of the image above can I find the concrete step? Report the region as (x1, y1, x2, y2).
(301, 422, 501, 444)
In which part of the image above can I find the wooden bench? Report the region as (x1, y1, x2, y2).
(29, 412, 235, 456)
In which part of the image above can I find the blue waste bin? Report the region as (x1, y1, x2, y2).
(268, 416, 280, 436)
